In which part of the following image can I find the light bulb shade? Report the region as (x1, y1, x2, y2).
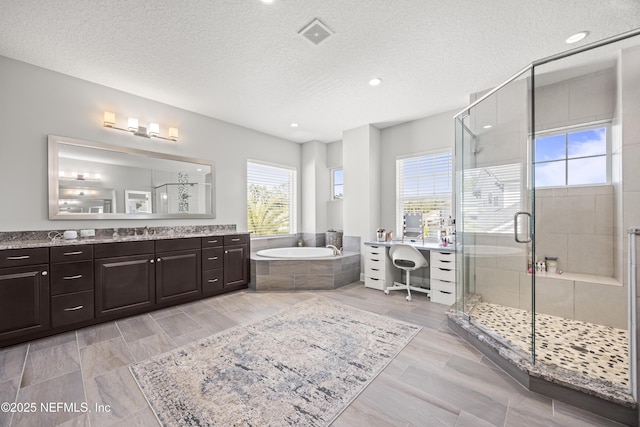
(148, 122, 160, 136)
(103, 111, 116, 127)
(128, 117, 139, 131)
(169, 127, 179, 141)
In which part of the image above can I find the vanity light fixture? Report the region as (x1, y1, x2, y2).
(103, 111, 179, 141)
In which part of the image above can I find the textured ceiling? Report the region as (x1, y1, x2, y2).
(1, 0, 639, 143)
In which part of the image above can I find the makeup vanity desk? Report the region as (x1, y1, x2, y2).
(363, 241, 456, 305)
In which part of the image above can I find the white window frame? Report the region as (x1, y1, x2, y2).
(247, 159, 297, 237)
(533, 121, 611, 188)
(331, 167, 343, 200)
(396, 150, 453, 241)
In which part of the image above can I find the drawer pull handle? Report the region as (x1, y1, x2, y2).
(63, 251, 83, 256)
(231, 238, 240, 242)
(438, 268, 452, 272)
(208, 257, 219, 260)
(42, 271, 48, 276)
(63, 275, 83, 280)
(439, 291, 452, 295)
(64, 305, 84, 311)
(370, 277, 379, 281)
(7, 255, 30, 260)
(207, 240, 219, 244)
(208, 278, 219, 283)
(371, 268, 379, 271)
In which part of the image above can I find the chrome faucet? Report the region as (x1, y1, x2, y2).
(326, 245, 342, 256)
(143, 226, 149, 236)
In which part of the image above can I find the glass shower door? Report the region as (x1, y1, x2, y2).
(455, 68, 536, 362)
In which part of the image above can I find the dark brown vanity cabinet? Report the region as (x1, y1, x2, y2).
(155, 238, 201, 304)
(94, 241, 156, 318)
(201, 237, 224, 295)
(0, 248, 50, 341)
(50, 245, 94, 328)
(223, 235, 249, 288)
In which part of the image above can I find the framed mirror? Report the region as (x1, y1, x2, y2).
(48, 135, 216, 219)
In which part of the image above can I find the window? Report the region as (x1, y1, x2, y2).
(331, 168, 343, 200)
(534, 124, 610, 187)
(396, 152, 452, 240)
(247, 160, 297, 237)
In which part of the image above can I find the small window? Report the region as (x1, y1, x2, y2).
(331, 168, 343, 200)
(534, 124, 609, 188)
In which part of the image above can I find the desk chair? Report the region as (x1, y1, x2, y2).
(385, 244, 429, 301)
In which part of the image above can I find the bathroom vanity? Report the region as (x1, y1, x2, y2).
(0, 231, 249, 347)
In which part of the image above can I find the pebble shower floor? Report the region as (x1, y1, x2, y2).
(470, 302, 629, 390)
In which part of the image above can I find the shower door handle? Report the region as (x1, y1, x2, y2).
(514, 211, 532, 243)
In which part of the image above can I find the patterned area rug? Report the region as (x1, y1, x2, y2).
(130, 297, 421, 426)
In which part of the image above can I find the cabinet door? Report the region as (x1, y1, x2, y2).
(224, 245, 248, 287)
(156, 249, 201, 304)
(95, 254, 155, 317)
(0, 265, 49, 341)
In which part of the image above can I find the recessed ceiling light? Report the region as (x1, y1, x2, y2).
(483, 125, 493, 129)
(291, 123, 299, 128)
(369, 78, 382, 86)
(565, 31, 589, 44)
(261, 0, 274, 4)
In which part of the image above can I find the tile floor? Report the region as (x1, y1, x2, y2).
(0, 282, 627, 427)
(470, 302, 629, 390)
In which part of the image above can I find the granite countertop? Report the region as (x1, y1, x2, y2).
(0, 226, 250, 250)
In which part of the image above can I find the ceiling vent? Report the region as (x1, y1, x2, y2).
(299, 18, 333, 45)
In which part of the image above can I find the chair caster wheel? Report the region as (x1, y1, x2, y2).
(406, 296, 412, 301)
(384, 290, 389, 295)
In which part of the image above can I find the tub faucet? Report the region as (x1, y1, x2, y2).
(326, 245, 342, 256)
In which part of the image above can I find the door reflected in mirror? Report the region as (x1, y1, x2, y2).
(48, 135, 216, 219)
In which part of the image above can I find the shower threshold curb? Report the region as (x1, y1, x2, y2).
(447, 310, 637, 427)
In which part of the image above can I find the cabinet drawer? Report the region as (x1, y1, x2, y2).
(202, 247, 224, 270)
(224, 235, 248, 246)
(94, 241, 154, 258)
(431, 251, 454, 263)
(51, 290, 94, 328)
(365, 245, 385, 257)
(155, 238, 200, 253)
(202, 236, 223, 248)
(202, 268, 224, 294)
(431, 289, 455, 306)
(364, 266, 385, 280)
(431, 266, 455, 281)
(50, 245, 93, 263)
(50, 261, 93, 295)
(431, 257, 455, 270)
(0, 247, 49, 268)
(365, 257, 385, 269)
(431, 278, 455, 293)
(364, 276, 385, 291)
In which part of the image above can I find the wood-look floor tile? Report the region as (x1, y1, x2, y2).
(188, 309, 238, 334)
(177, 300, 217, 317)
(84, 366, 149, 427)
(0, 377, 19, 427)
(169, 327, 213, 347)
(13, 370, 84, 427)
(154, 312, 203, 338)
(21, 341, 80, 387)
(116, 314, 163, 343)
(551, 400, 626, 427)
(76, 323, 121, 348)
(332, 399, 410, 427)
(126, 333, 177, 363)
(28, 332, 76, 352)
(454, 411, 497, 427)
(108, 407, 160, 427)
(399, 363, 508, 426)
(0, 344, 27, 382)
(79, 337, 134, 379)
(56, 414, 90, 427)
(148, 306, 181, 320)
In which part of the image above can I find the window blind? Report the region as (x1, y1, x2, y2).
(396, 152, 453, 239)
(247, 161, 297, 237)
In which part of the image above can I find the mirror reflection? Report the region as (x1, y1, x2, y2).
(49, 135, 215, 219)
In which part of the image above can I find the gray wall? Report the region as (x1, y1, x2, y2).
(0, 55, 301, 232)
